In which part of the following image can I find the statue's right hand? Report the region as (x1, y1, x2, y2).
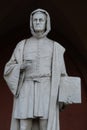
(20, 63, 27, 70)
(20, 60, 32, 70)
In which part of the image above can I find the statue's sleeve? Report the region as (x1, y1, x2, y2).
(59, 50, 69, 110)
(61, 53, 67, 77)
(4, 43, 22, 96)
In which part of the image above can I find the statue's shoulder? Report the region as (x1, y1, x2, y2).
(16, 38, 32, 49)
(47, 38, 65, 52)
(15, 39, 26, 49)
(13, 38, 32, 54)
(46, 37, 53, 42)
(46, 38, 54, 46)
(53, 41, 65, 53)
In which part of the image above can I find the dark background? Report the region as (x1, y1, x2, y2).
(0, 0, 87, 130)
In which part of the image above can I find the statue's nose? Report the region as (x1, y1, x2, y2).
(36, 19, 40, 24)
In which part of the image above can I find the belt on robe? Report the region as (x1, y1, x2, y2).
(24, 75, 51, 83)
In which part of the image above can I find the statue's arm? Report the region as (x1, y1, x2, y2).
(61, 53, 67, 77)
(59, 52, 68, 111)
(3, 43, 22, 95)
(4, 48, 18, 75)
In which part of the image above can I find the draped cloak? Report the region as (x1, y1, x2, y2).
(4, 38, 67, 130)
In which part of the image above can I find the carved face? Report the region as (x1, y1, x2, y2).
(32, 12, 46, 33)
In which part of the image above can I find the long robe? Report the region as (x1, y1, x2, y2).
(4, 38, 67, 130)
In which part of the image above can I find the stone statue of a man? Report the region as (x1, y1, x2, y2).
(4, 9, 81, 130)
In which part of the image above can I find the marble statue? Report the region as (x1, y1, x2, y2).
(4, 9, 81, 130)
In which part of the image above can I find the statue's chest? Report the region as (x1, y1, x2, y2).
(24, 40, 53, 60)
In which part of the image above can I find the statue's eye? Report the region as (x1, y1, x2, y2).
(33, 19, 37, 22)
(39, 18, 44, 22)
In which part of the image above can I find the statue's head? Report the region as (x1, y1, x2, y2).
(30, 9, 51, 38)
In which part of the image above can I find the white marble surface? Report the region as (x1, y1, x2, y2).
(59, 76, 81, 103)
